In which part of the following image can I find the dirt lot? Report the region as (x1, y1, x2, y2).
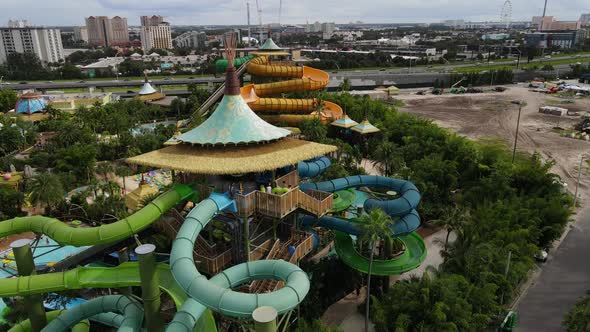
(397, 85, 590, 202)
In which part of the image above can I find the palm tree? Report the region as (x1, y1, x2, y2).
(95, 162, 114, 181)
(431, 205, 470, 247)
(115, 165, 133, 194)
(371, 141, 403, 177)
(358, 208, 393, 332)
(28, 172, 65, 214)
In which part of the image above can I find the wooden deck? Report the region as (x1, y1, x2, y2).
(235, 184, 333, 219)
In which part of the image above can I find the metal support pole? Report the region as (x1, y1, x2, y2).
(11, 239, 47, 332)
(253, 306, 278, 332)
(512, 103, 523, 163)
(574, 154, 585, 206)
(118, 248, 132, 296)
(244, 216, 250, 262)
(136, 244, 164, 332)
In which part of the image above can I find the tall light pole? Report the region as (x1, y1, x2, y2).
(574, 154, 586, 206)
(512, 100, 524, 163)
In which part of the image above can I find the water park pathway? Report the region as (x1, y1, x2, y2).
(321, 227, 449, 331)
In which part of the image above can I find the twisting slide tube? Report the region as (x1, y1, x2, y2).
(300, 175, 426, 276)
(241, 56, 343, 125)
(9, 311, 90, 332)
(42, 295, 143, 332)
(298, 157, 331, 178)
(169, 192, 310, 322)
(0, 185, 194, 246)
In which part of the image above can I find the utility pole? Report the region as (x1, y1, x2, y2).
(512, 101, 523, 163)
(574, 154, 585, 206)
(247, 1, 251, 46)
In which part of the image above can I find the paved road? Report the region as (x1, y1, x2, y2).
(516, 207, 590, 331)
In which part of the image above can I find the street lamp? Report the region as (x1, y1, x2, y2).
(511, 100, 525, 163)
(574, 154, 587, 206)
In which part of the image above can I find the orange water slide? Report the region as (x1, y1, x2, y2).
(240, 57, 343, 125)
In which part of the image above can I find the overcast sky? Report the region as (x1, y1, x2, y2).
(1, 0, 588, 26)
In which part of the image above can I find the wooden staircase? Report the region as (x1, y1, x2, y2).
(250, 239, 293, 293)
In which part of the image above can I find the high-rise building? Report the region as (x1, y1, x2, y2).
(85, 16, 129, 47)
(140, 15, 172, 50)
(141, 15, 165, 27)
(7, 20, 29, 28)
(174, 31, 207, 48)
(73, 26, 88, 43)
(580, 14, 590, 25)
(0, 23, 64, 64)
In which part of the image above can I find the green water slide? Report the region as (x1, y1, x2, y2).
(0, 263, 216, 331)
(334, 231, 426, 276)
(0, 185, 194, 246)
(9, 310, 90, 332)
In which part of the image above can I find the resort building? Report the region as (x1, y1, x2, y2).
(0, 24, 64, 64)
(85, 16, 129, 47)
(140, 15, 172, 50)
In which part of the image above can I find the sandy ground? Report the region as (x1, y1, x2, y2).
(397, 85, 590, 203)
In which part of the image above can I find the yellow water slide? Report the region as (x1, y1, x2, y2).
(240, 56, 343, 125)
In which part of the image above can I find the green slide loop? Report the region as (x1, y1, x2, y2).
(170, 193, 310, 320)
(334, 231, 427, 276)
(0, 185, 194, 246)
(42, 295, 143, 332)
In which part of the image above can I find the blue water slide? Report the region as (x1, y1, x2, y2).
(300, 175, 420, 217)
(298, 157, 331, 178)
(300, 175, 422, 236)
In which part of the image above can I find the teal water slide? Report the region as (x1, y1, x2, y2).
(300, 175, 427, 275)
(168, 192, 310, 327)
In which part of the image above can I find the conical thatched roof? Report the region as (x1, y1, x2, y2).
(259, 38, 282, 50)
(331, 115, 359, 129)
(351, 119, 380, 134)
(174, 94, 291, 145)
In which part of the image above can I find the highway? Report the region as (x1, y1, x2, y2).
(1, 54, 587, 91)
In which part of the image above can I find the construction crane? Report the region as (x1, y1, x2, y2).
(255, 0, 264, 44)
(279, 0, 283, 26)
(246, 1, 251, 45)
(255, 0, 263, 27)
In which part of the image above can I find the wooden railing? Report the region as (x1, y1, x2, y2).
(250, 239, 274, 261)
(274, 170, 299, 189)
(194, 183, 214, 203)
(195, 248, 232, 275)
(298, 189, 334, 217)
(255, 189, 299, 219)
(289, 231, 315, 263)
(236, 191, 256, 216)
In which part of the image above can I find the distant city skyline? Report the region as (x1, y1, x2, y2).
(0, 0, 588, 26)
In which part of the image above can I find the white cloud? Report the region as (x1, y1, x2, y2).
(0, 0, 587, 26)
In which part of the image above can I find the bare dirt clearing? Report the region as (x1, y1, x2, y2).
(397, 87, 590, 201)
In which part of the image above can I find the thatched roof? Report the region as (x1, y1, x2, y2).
(174, 94, 290, 145)
(136, 92, 166, 102)
(125, 183, 158, 210)
(126, 137, 337, 175)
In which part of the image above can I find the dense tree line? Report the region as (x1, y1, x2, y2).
(298, 93, 572, 330)
(563, 291, 590, 331)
